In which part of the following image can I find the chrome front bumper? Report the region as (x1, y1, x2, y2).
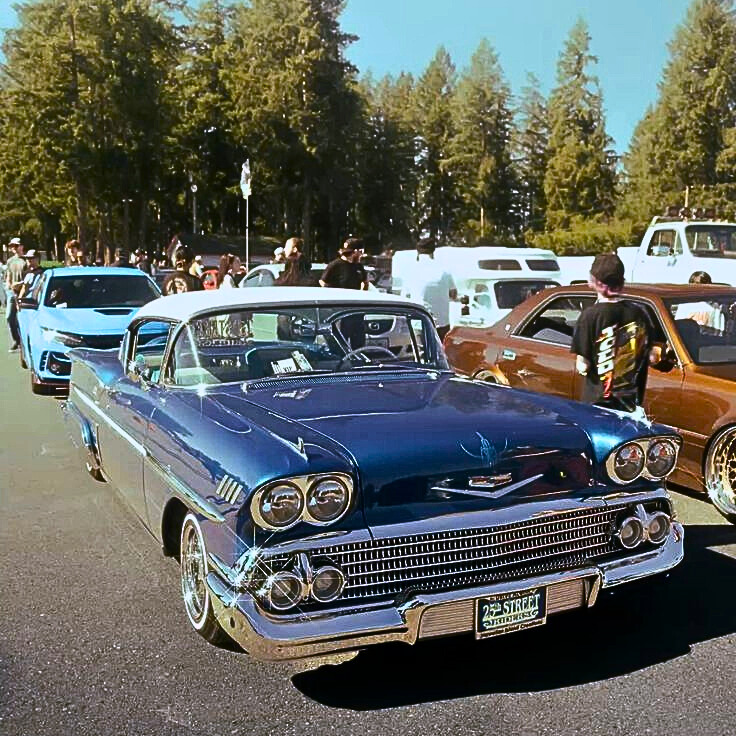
(207, 521, 684, 661)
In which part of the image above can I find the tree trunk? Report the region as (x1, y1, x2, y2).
(302, 177, 312, 259)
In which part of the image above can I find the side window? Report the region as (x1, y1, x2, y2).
(243, 270, 274, 288)
(631, 301, 667, 344)
(518, 296, 596, 346)
(128, 320, 174, 382)
(646, 230, 675, 256)
(30, 274, 46, 303)
(672, 232, 684, 255)
(165, 326, 215, 386)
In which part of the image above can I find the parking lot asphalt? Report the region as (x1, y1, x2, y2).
(1, 324, 735, 736)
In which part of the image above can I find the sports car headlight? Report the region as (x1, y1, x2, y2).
(41, 327, 84, 347)
(306, 477, 350, 523)
(606, 436, 681, 484)
(251, 473, 353, 531)
(645, 439, 678, 479)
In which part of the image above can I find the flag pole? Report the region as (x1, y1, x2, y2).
(240, 160, 252, 272)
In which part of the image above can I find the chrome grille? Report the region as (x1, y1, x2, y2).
(306, 505, 629, 604)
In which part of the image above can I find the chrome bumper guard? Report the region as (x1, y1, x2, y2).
(207, 521, 683, 661)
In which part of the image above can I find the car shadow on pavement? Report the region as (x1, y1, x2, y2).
(292, 523, 736, 710)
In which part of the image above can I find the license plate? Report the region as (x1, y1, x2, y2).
(475, 587, 547, 638)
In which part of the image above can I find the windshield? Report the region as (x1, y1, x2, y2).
(685, 225, 736, 258)
(666, 295, 736, 364)
(494, 280, 559, 309)
(44, 274, 160, 308)
(165, 305, 447, 386)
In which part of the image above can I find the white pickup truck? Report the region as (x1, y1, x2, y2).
(557, 217, 736, 286)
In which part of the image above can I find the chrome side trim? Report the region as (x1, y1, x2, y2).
(146, 454, 225, 524)
(71, 385, 146, 456)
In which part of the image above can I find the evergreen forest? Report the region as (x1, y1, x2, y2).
(0, 0, 734, 261)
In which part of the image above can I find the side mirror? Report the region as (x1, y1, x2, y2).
(460, 295, 470, 305)
(128, 354, 151, 382)
(19, 297, 38, 310)
(461, 305, 470, 316)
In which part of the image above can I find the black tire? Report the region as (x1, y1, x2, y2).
(179, 513, 230, 645)
(705, 427, 736, 524)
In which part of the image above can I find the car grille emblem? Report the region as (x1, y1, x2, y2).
(468, 474, 513, 488)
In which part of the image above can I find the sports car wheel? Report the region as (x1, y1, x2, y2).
(705, 427, 736, 524)
(180, 513, 229, 644)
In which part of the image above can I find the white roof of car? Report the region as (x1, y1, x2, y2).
(135, 286, 417, 322)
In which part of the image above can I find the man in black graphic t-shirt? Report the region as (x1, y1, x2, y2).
(571, 254, 651, 413)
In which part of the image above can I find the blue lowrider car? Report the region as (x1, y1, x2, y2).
(18, 266, 160, 394)
(62, 287, 684, 661)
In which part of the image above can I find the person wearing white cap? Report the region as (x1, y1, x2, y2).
(19, 249, 44, 300)
(4, 238, 25, 350)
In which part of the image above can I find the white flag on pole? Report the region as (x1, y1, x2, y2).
(240, 160, 251, 199)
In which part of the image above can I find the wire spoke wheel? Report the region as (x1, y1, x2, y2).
(181, 519, 208, 627)
(705, 428, 736, 523)
(179, 513, 230, 645)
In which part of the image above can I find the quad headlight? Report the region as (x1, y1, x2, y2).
(606, 436, 681, 484)
(306, 477, 350, 523)
(251, 473, 353, 531)
(258, 483, 304, 529)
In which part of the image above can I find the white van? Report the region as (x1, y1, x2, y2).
(392, 246, 560, 327)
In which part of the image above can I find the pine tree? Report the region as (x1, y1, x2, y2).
(0, 0, 178, 254)
(544, 19, 616, 229)
(223, 0, 361, 255)
(355, 73, 419, 250)
(175, 0, 237, 235)
(515, 73, 549, 232)
(447, 39, 516, 241)
(623, 0, 736, 214)
(412, 47, 459, 242)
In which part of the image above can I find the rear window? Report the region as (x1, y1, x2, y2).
(494, 280, 559, 309)
(478, 259, 521, 271)
(526, 258, 559, 272)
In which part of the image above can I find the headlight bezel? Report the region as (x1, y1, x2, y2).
(606, 435, 682, 485)
(250, 472, 354, 531)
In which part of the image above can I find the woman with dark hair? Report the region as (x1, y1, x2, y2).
(217, 253, 241, 288)
(274, 254, 318, 287)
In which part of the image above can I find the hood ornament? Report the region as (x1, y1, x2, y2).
(431, 473, 543, 500)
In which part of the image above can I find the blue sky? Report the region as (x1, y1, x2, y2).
(0, 0, 694, 153)
(341, 0, 694, 153)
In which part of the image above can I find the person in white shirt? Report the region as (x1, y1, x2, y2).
(400, 238, 457, 340)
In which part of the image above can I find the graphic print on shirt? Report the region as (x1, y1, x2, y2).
(595, 321, 646, 400)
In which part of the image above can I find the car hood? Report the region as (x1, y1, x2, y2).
(222, 373, 650, 532)
(39, 306, 137, 334)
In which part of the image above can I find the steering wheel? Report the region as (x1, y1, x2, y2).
(336, 345, 398, 371)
